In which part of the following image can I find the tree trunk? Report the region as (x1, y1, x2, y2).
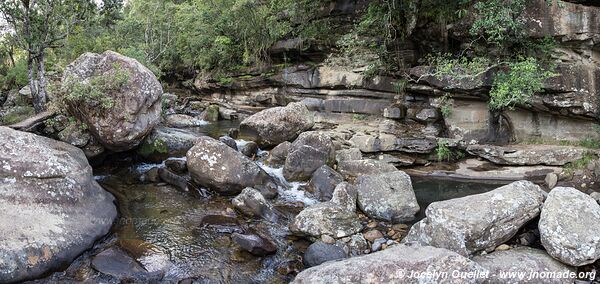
(27, 55, 43, 113)
(36, 52, 48, 112)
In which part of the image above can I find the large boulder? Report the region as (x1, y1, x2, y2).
(62, 51, 162, 152)
(283, 132, 335, 181)
(539, 187, 600, 266)
(0, 127, 117, 282)
(240, 102, 314, 147)
(404, 181, 546, 256)
(293, 244, 488, 284)
(186, 136, 276, 195)
(137, 126, 201, 162)
(307, 165, 343, 201)
(356, 171, 420, 222)
(473, 247, 576, 284)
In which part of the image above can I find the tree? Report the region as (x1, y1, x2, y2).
(0, 0, 94, 113)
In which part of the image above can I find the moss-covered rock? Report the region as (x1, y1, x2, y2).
(200, 104, 220, 122)
(1, 105, 34, 125)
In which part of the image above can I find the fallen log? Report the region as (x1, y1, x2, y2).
(7, 111, 56, 132)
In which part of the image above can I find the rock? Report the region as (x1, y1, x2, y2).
(219, 107, 237, 120)
(240, 102, 314, 147)
(467, 144, 592, 166)
(321, 235, 336, 244)
(539, 187, 600, 266)
(383, 106, 404, 119)
(590, 192, 600, 204)
(415, 108, 440, 123)
(164, 158, 187, 174)
(158, 168, 189, 192)
(186, 136, 276, 195)
(57, 124, 92, 147)
(237, 140, 259, 158)
(91, 247, 147, 279)
(306, 165, 343, 201)
(165, 114, 208, 128)
(371, 238, 387, 252)
(62, 51, 162, 152)
(363, 230, 384, 243)
(404, 181, 546, 256)
(292, 244, 488, 284)
(290, 182, 361, 239)
(81, 136, 106, 159)
(473, 247, 576, 284)
(344, 234, 369, 256)
(140, 167, 161, 183)
(303, 242, 346, 267)
(232, 187, 277, 221)
(266, 141, 291, 166)
(337, 159, 397, 180)
(219, 136, 238, 151)
(199, 104, 220, 122)
(335, 148, 362, 163)
(0, 126, 117, 283)
(494, 244, 511, 251)
(545, 172, 558, 189)
(137, 127, 201, 163)
(231, 233, 277, 256)
(228, 128, 239, 139)
(283, 132, 335, 181)
(356, 171, 420, 222)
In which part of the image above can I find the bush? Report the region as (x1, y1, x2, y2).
(61, 66, 129, 112)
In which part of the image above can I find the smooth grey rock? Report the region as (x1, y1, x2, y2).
(283, 132, 335, 181)
(404, 181, 546, 256)
(219, 136, 238, 151)
(539, 187, 600, 266)
(545, 172, 558, 189)
(307, 165, 343, 201)
(356, 171, 419, 222)
(137, 126, 201, 162)
(232, 187, 276, 221)
(292, 244, 488, 284)
(157, 168, 189, 192)
(91, 247, 147, 279)
(303, 242, 346, 267)
(231, 233, 277, 256)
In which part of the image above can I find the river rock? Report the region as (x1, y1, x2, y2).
(356, 171, 420, 222)
(283, 132, 336, 181)
(539, 187, 600, 266)
(306, 165, 343, 201)
(303, 242, 346, 267)
(231, 233, 277, 256)
(240, 102, 314, 147)
(219, 136, 238, 151)
(232, 187, 277, 221)
(292, 244, 488, 284)
(238, 141, 259, 158)
(266, 141, 291, 166)
(403, 181, 546, 256)
(62, 51, 162, 152)
(466, 144, 591, 166)
(199, 104, 220, 122)
(0, 126, 117, 283)
(91, 247, 147, 279)
(290, 182, 361, 239)
(337, 159, 397, 180)
(186, 136, 276, 195)
(158, 168, 189, 192)
(137, 127, 202, 162)
(473, 247, 576, 284)
(165, 114, 208, 128)
(164, 158, 187, 174)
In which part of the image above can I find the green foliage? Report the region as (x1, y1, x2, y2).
(0, 58, 28, 90)
(437, 94, 453, 117)
(436, 139, 453, 162)
(138, 138, 168, 156)
(565, 152, 596, 172)
(62, 67, 129, 111)
(470, 0, 527, 46)
(489, 57, 557, 110)
(426, 53, 491, 77)
(352, 114, 368, 122)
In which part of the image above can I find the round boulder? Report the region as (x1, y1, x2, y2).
(303, 242, 346, 267)
(283, 132, 335, 182)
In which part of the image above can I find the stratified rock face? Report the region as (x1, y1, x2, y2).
(293, 244, 489, 284)
(466, 144, 592, 166)
(539, 187, 600, 266)
(356, 171, 420, 222)
(0, 126, 117, 283)
(404, 181, 546, 256)
(186, 136, 275, 195)
(284, 132, 336, 181)
(473, 247, 576, 284)
(240, 102, 314, 147)
(62, 50, 162, 152)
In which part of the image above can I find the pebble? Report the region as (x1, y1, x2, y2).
(363, 230, 384, 242)
(371, 238, 386, 252)
(495, 244, 511, 251)
(387, 230, 396, 237)
(392, 224, 408, 231)
(366, 221, 378, 229)
(321, 235, 336, 244)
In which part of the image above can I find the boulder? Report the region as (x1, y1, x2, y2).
(137, 127, 202, 162)
(292, 244, 488, 284)
(91, 247, 147, 279)
(356, 171, 420, 222)
(62, 51, 162, 152)
(199, 104, 220, 122)
(404, 181, 546, 256)
(219, 136, 238, 151)
(186, 136, 276, 195)
(473, 247, 576, 284)
(265, 141, 291, 166)
(303, 242, 346, 267)
(57, 124, 92, 148)
(164, 158, 187, 174)
(232, 187, 277, 221)
(337, 159, 397, 180)
(283, 132, 335, 181)
(238, 140, 259, 158)
(335, 148, 362, 163)
(0, 126, 117, 283)
(240, 102, 314, 147)
(290, 182, 361, 239)
(466, 144, 592, 166)
(231, 233, 277, 256)
(539, 187, 600, 266)
(307, 165, 343, 201)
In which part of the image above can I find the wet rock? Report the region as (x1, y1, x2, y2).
(283, 132, 335, 181)
(539, 187, 600, 266)
(290, 182, 361, 239)
(232, 187, 276, 221)
(335, 148, 362, 163)
(199, 104, 220, 122)
(337, 159, 397, 180)
(303, 242, 346, 267)
(356, 171, 420, 222)
(137, 127, 201, 163)
(473, 247, 576, 284)
(62, 51, 162, 152)
(240, 102, 314, 147)
(140, 167, 161, 183)
(238, 141, 259, 158)
(165, 114, 208, 128)
(186, 136, 275, 195)
(232, 233, 277, 256)
(228, 128, 239, 139)
(265, 141, 291, 166)
(91, 247, 147, 279)
(57, 124, 91, 147)
(404, 181, 546, 256)
(219, 136, 238, 151)
(0, 127, 117, 283)
(292, 244, 488, 284)
(164, 158, 187, 174)
(467, 144, 592, 166)
(545, 172, 558, 189)
(158, 168, 189, 192)
(307, 165, 343, 201)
